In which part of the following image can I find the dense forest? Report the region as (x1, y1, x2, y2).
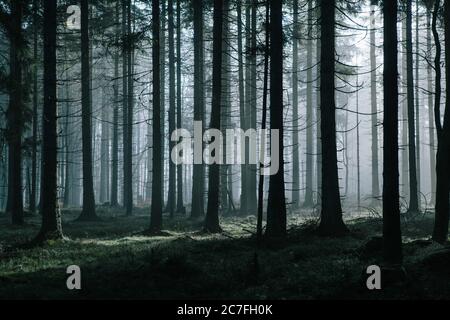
(0, 0, 450, 300)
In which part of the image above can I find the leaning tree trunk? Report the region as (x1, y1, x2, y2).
(204, 0, 223, 234)
(432, 0, 450, 244)
(36, 0, 63, 241)
(317, 0, 347, 236)
(265, 0, 286, 238)
(78, 0, 97, 221)
(383, 0, 403, 265)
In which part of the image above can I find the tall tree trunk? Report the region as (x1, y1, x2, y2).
(415, 0, 421, 209)
(191, 0, 205, 218)
(257, 0, 270, 243)
(303, 0, 314, 208)
(111, 0, 120, 207)
(237, 0, 247, 215)
(426, 9, 436, 204)
(160, 0, 167, 207)
(78, 0, 97, 221)
(291, 0, 300, 209)
(247, 0, 257, 214)
(122, 0, 129, 208)
(37, 0, 63, 241)
(265, 0, 286, 238)
(30, 0, 38, 214)
(8, 1, 24, 225)
(150, 0, 163, 233)
(401, 11, 409, 200)
(432, 0, 450, 244)
(370, 2, 380, 204)
(176, 0, 185, 214)
(383, 0, 403, 264)
(317, 0, 347, 235)
(204, 0, 223, 233)
(315, 0, 322, 205)
(167, 0, 176, 217)
(356, 74, 361, 209)
(125, 0, 134, 215)
(220, 0, 230, 214)
(406, 0, 419, 213)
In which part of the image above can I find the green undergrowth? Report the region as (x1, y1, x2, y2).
(0, 208, 448, 299)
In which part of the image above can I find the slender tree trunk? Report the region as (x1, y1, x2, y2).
(100, 89, 110, 204)
(315, 0, 322, 205)
(401, 12, 409, 200)
(415, 0, 421, 209)
(78, 0, 97, 221)
(356, 74, 361, 209)
(111, 0, 120, 207)
(160, 0, 167, 207)
(150, 0, 163, 233)
(176, 0, 185, 214)
(426, 9, 436, 204)
(303, 0, 314, 208)
(220, 0, 230, 214)
(125, 0, 134, 215)
(63, 44, 71, 208)
(383, 0, 403, 265)
(30, 0, 38, 214)
(247, 0, 257, 214)
(37, 0, 63, 241)
(257, 0, 270, 243)
(237, 0, 247, 215)
(204, 0, 223, 233)
(122, 0, 129, 208)
(317, 0, 347, 236)
(370, 2, 380, 203)
(291, 0, 300, 209)
(167, 0, 176, 217)
(265, 0, 286, 238)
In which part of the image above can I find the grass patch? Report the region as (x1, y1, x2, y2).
(0, 208, 449, 299)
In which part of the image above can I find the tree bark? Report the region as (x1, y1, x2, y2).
(191, 0, 205, 218)
(265, 0, 286, 238)
(78, 0, 98, 221)
(317, 0, 347, 236)
(37, 0, 63, 241)
(370, 2, 380, 203)
(406, 0, 419, 213)
(150, 0, 163, 232)
(383, 0, 403, 264)
(204, 0, 223, 233)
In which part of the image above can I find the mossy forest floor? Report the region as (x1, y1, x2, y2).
(0, 207, 449, 299)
